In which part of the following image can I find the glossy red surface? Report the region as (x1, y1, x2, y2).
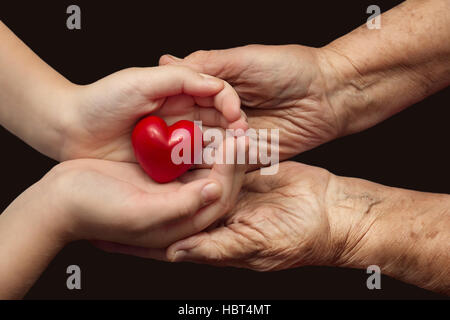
(132, 116, 203, 183)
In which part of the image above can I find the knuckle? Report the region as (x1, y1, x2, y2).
(178, 202, 194, 219)
(244, 44, 262, 50)
(172, 192, 196, 219)
(201, 238, 226, 263)
(162, 64, 189, 73)
(189, 50, 209, 60)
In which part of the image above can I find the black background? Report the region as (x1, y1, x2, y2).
(0, 0, 448, 299)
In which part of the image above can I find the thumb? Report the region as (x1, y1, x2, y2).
(150, 179, 223, 225)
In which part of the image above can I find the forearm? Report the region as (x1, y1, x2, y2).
(0, 183, 66, 299)
(0, 21, 75, 160)
(320, 0, 450, 136)
(328, 175, 450, 294)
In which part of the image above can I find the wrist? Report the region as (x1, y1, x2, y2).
(325, 174, 395, 267)
(38, 163, 83, 243)
(0, 174, 70, 298)
(46, 82, 82, 162)
(17, 80, 80, 162)
(326, 174, 450, 293)
(315, 46, 372, 137)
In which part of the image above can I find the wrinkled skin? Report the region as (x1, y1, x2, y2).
(160, 45, 343, 161)
(165, 161, 338, 271)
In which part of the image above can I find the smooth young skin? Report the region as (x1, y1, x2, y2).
(0, 21, 247, 162)
(114, 162, 450, 295)
(160, 0, 450, 163)
(0, 147, 247, 299)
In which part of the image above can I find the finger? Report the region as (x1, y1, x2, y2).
(156, 137, 239, 243)
(136, 67, 243, 125)
(147, 178, 223, 225)
(159, 49, 241, 80)
(166, 229, 237, 267)
(196, 108, 247, 131)
(182, 136, 247, 231)
(153, 94, 196, 119)
(194, 108, 230, 128)
(160, 53, 212, 74)
(197, 75, 242, 123)
(228, 115, 249, 131)
(228, 136, 249, 203)
(192, 128, 248, 169)
(156, 106, 244, 132)
(130, 65, 225, 99)
(91, 240, 168, 261)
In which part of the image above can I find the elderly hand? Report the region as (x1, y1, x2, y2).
(161, 162, 450, 294)
(160, 45, 344, 162)
(164, 161, 339, 270)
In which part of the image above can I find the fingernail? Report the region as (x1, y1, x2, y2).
(200, 73, 223, 88)
(173, 250, 188, 262)
(165, 54, 182, 62)
(201, 182, 222, 204)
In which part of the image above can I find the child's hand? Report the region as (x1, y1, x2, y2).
(60, 65, 247, 162)
(0, 23, 246, 163)
(0, 142, 246, 298)
(49, 157, 244, 247)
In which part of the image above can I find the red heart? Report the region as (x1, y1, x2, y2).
(132, 116, 203, 183)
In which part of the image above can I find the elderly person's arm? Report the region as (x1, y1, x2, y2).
(321, 0, 450, 136)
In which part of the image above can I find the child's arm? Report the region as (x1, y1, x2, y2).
(0, 181, 66, 299)
(0, 21, 73, 160)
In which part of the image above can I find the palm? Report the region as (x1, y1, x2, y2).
(65, 92, 221, 162)
(168, 162, 335, 271)
(61, 160, 212, 247)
